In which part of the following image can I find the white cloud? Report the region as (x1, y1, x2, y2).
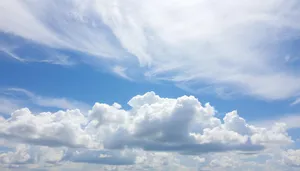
(0, 145, 32, 165)
(0, 92, 293, 154)
(0, 47, 75, 66)
(0, 48, 26, 62)
(1, 0, 300, 100)
(112, 66, 132, 80)
(0, 0, 126, 57)
(250, 123, 293, 145)
(0, 108, 94, 148)
(282, 149, 300, 167)
(1, 93, 300, 170)
(0, 144, 65, 166)
(1, 89, 300, 171)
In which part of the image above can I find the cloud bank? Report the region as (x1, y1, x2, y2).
(1, 92, 298, 170)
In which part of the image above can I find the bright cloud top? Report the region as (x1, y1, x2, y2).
(1, 0, 300, 100)
(0, 92, 296, 170)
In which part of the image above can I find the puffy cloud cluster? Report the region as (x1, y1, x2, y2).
(1, 92, 292, 155)
(0, 92, 298, 170)
(89, 92, 292, 154)
(0, 108, 93, 148)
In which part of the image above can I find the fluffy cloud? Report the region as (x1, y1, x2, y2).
(251, 123, 293, 145)
(0, 145, 33, 165)
(0, 108, 93, 148)
(0, 92, 292, 154)
(0, 92, 298, 170)
(1, 0, 300, 99)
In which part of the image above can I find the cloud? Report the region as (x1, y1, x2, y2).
(0, 145, 135, 167)
(0, 145, 32, 165)
(0, 47, 75, 66)
(291, 98, 300, 106)
(1, 0, 300, 100)
(0, 92, 292, 153)
(1, 92, 299, 170)
(282, 149, 300, 167)
(250, 123, 293, 145)
(0, 0, 126, 58)
(0, 108, 93, 148)
(0, 48, 26, 62)
(112, 66, 132, 80)
(0, 145, 66, 167)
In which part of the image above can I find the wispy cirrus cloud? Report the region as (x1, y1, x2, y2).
(0, 48, 75, 66)
(1, 0, 300, 100)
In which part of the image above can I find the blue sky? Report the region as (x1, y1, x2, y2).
(1, 0, 300, 171)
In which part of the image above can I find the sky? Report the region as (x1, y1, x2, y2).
(1, 0, 300, 170)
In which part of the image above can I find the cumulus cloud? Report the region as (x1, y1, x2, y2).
(0, 108, 93, 148)
(0, 92, 292, 155)
(1, 0, 300, 99)
(1, 92, 298, 170)
(251, 123, 293, 145)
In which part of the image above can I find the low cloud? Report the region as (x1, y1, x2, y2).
(0, 92, 299, 170)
